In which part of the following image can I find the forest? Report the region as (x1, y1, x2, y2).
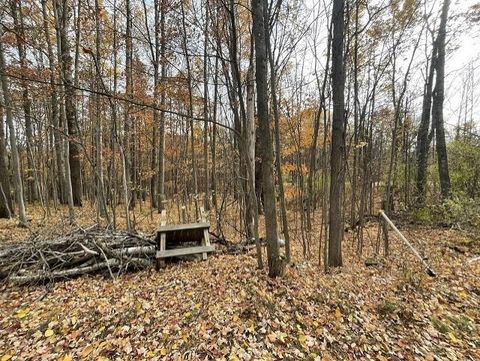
(0, 0, 479, 359)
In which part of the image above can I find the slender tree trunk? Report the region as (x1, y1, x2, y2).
(328, 0, 346, 268)
(266, 25, 291, 263)
(252, 0, 282, 277)
(203, 0, 210, 211)
(433, 0, 451, 199)
(94, 0, 108, 219)
(0, 30, 28, 226)
(0, 100, 12, 218)
(416, 46, 437, 206)
(157, 0, 167, 212)
(245, 55, 256, 240)
(181, 0, 199, 218)
(42, 0, 65, 205)
(11, 0, 37, 202)
(124, 0, 134, 211)
(57, 0, 82, 207)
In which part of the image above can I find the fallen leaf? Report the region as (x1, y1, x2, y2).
(448, 332, 458, 343)
(335, 308, 342, 321)
(298, 334, 307, 344)
(82, 345, 93, 358)
(15, 307, 29, 319)
(44, 329, 54, 337)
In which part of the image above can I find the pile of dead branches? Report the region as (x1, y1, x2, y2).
(0, 225, 156, 285)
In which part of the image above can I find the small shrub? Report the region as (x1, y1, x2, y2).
(412, 207, 432, 225)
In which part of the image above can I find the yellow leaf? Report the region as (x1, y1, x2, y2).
(184, 311, 192, 318)
(160, 348, 167, 356)
(278, 332, 288, 343)
(44, 329, 54, 337)
(232, 314, 239, 322)
(61, 355, 72, 361)
(298, 334, 307, 344)
(146, 351, 155, 358)
(82, 345, 94, 358)
(1, 355, 12, 361)
(15, 307, 29, 319)
(335, 308, 342, 321)
(448, 332, 458, 343)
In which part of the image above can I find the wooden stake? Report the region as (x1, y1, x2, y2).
(379, 210, 436, 277)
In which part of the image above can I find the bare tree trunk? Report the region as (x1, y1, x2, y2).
(94, 0, 108, 219)
(416, 46, 437, 206)
(124, 0, 133, 211)
(266, 25, 291, 263)
(328, 0, 346, 268)
(57, 0, 82, 207)
(252, 0, 282, 277)
(203, 0, 210, 211)
(433, 0, 451, 199)
(42, 0, 65, 205)
(0, 100, 12, 218)
(180, 0, 199, 219)
(0, 30, 28, 226)
(11, 0, 37, 202)
(157, 0, 167, 212)
(245, 55, 256, 241)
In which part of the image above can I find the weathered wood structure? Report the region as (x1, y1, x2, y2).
(155, 209, 214, 269)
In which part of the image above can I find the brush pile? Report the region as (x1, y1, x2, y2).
(0, 225, 156, 284)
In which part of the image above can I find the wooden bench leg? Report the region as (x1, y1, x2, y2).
(159, 233, 166, 267)
(157, 210, 167, 270)
(202, 228, 209, 261)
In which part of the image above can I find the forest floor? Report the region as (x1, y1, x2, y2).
(0, 204, 479, 361)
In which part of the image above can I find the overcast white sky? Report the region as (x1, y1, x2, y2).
(445, 0, 480, 130)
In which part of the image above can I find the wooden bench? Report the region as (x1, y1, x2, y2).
(155, 210, 214, 269)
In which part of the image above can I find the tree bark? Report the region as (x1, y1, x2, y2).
(0, 30, 28, 226)
(11, 0, 37, 202)
(415, 45, 437, 206)
(432, 0, 451, 199)
(57, 0, 82, 206)
(157, 0, 167, 212)
(328, 0, 346, 268)
(252, 0, 282, 277)
(0, 99, 12, 218)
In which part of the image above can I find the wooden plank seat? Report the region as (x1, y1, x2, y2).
(155, 209, 214, 269)
(156, 246, 215, 258)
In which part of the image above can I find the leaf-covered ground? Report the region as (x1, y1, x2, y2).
(1, 208, 479, 360)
